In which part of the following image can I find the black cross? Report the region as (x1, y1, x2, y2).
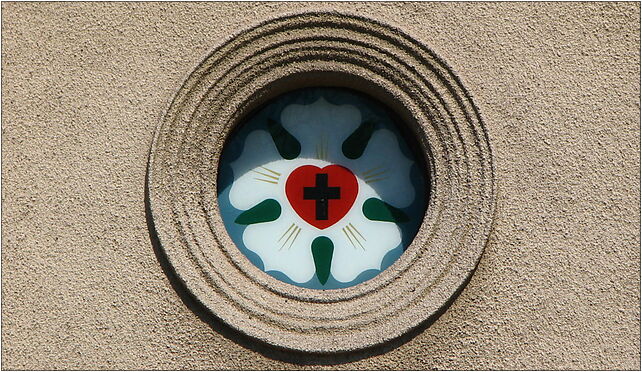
(303, 173, 341, 220)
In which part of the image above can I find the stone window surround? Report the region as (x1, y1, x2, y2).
(147, 11, 496, 353)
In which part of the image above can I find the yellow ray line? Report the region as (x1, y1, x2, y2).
(288, 227, 301, 250)
(280, 224, 300, 250)
(278, 223, 295, 243)
(363, 165, 385, 176)
(349, 223, 366, 241)
(363, 170, 388, 180)
(365, 177, 388, 184)
(322, 135, 328, 160)
(252, 170, 279, 180)
(255, 178, 278, 184)
(260, 166, 281, 176)
(346, 225, 365, 250)
(342, 227, 357, 249)
(317, 136, 327, 160)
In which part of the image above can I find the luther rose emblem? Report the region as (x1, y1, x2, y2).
(218, 88, 428, 289)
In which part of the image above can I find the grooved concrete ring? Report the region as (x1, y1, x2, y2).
(147, 11, 495, 353)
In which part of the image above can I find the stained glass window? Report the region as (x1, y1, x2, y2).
(218, 87, 428, 289)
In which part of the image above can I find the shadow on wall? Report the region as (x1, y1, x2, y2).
(144, 157, 470, 364)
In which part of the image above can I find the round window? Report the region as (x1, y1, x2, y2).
(148, 12, 495, 352)
(218, 87, 428, 289)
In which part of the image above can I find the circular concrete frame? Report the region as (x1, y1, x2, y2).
(147, 11, 495, 353)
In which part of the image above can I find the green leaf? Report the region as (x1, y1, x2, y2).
(235, 199, 281, 225)
(311, 236, 334, 285)
(362, 198, 409, 223)
(342, 120, 375, 159)
(267, 118, 301, 160)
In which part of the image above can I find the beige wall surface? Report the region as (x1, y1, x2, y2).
(2, 2, 640, 370)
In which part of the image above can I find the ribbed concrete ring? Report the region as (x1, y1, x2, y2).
(147, 12, 495, 353)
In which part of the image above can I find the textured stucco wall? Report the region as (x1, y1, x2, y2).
(2, 2, 640, 370)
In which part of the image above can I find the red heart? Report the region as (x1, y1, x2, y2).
(285, 165, 358, 230)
